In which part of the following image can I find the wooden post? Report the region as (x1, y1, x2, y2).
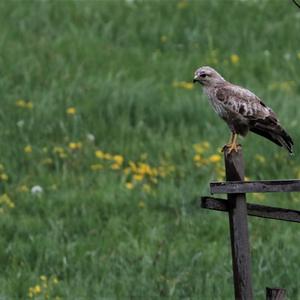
(224, 147, 253, 300)
(266, 287, 286, 299)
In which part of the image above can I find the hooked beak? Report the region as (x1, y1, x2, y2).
(193, 75, 199, 83)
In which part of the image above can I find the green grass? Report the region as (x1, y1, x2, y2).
(0, 0, 300, 299)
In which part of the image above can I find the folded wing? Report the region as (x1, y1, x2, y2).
(216, 84, 294, 153)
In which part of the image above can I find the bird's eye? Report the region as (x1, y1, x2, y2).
(200, 73, 207, 78)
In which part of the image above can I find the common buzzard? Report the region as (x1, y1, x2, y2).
(193, 66, 294, 154)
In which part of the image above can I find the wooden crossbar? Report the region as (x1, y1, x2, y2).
(201, 197, 300, 223)
(210, 179, 300, 194)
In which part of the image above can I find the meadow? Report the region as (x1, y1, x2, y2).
(0, 0, 300, 299)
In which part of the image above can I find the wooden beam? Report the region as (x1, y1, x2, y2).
(210, 179, 300, 194)
(201, 197, 300, 223)
(223, 147, 253, 300)
(266, 287, 286, 299)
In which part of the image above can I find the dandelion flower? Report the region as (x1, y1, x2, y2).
(138, 201, 146, 208)
(0, 194, 15, 209)
(172, 81, 194, 90)
(255, 154, 266, 164)
(18, 185, 29, 192)
(0, 173, 8, 181)
(66, 107, 76, 115)
(90, 164, 103, 171)
(125, 182, 134, 190)
(133, 174, 144, 181)
(16, 99, 33, 109)
(177, 0, 188, 9)
(68, 142, 82, 150)
(33, 285, 42, 294)
(95, 150, 105, 159)
(24, 145, 32, 153)
(142, 184, 151, 193)
(111, 163, 121, 170)
(208, 154, 222, 163)
(113, 155, 124, 165)
(31, 185, 43, 195)
(52, 276, 59, 284)
(230, 54, 240, 65)
(160, 35, 168, 43)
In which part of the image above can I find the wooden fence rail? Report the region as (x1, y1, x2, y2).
(200, 146, 300, 299)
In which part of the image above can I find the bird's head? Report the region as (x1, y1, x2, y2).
(193, 66, 225, 87)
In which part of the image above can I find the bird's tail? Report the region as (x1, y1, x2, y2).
(250, 119, 294, 154)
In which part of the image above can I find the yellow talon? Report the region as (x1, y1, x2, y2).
(221, 133, 240, 153)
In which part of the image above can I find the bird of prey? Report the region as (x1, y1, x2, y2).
(193, 66, 294, 154)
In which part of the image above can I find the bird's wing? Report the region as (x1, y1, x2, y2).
(215, 83, 274, 120)
(216, 84, 294, 153)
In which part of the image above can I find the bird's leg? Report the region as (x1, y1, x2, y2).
(221, 133, 240, 153)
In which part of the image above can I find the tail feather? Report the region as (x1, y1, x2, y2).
(249, 119, 294, 154)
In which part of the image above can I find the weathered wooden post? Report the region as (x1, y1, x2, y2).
(201, 145, 300, 298)
(266, 287, 286, 300)
(224, 147, 253, 300)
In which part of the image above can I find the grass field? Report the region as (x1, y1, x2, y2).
(0, 0, 300, 299)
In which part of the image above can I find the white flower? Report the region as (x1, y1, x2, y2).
(17, 120, 25, 128)
(86, 133, 95, 142)
(31, 185, 43, 195)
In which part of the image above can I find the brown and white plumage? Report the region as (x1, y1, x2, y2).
(193, 66, 294, 153)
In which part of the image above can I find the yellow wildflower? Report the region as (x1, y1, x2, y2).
(123, 167, 131, 175)
(90, 164, 103, 171)
(16, 99, 26, 107)
(104, 153, 112, 160)
(52, 276, 59, 284)
(177, 0, 188, 9)
(41, 158, 53, 165)
(280, 81, 295, 93)
(150, 177, 158, 184)
(193, 154, 202, 162)
(53, 146, 67, 158)
(142, 184, 151, 193)
(253, 193, 266, 201)
(66, 107, 76, 115)
(133, 174, 144, 181)
(26, 102, 33, 109)
(255, 154, 266, 164)
(0, 173, 8, 181)
(230, 54, 240, 65)
(208, 154, 222, 163)
(160, 35, 168, 43)
(18, 185, 29, 192)
(140, 153, 148, 161)
(40, 275, 47, 281)
(16, 99, 33, 109)
(68, 142, 82, 150)
(193, 141, 210, 153)
(113, 155, 124, 165)
(33, 285, 42, 294)
(138, 201, 146, 208)
(172, 81, 194, 90)
(0, 194, 15, 208)
(125, 182, 134, 190)
(137, 163, 151, 175)
(24, 145, 32, 153)
(297, 52, 300, 60)
(111, 163, 121, 170)
(95, 150, 105, 159)
(129, 161, 137, 172)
